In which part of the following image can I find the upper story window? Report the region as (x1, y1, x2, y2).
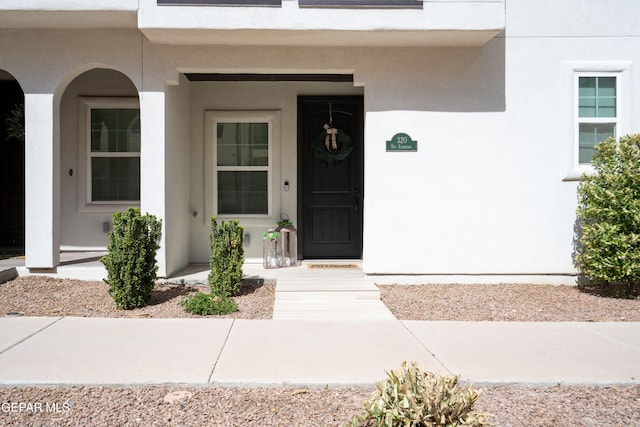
(299, 0, 421, 7)
(157, 0, 281, 5)
(577, 75, 618, 164)
(86, 100, 140, 204)
(157, 0, 420, 6)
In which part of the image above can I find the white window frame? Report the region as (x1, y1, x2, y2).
(78, 97, 141, 210)
(564, 61, 631, 181)
(204, 111, 280, 218)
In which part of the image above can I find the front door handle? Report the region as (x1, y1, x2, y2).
(354, 197, 358, 216)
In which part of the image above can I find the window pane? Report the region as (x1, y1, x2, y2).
(578, 97, 596, 117)
(578, 123, 615, 164)
(91, 157, 140, 201)
(217, 123, 269, 166)
(218, 171, 268, 215)
(578, 77, 596, 97)
(597, 97, 616, 118)
(578, 77, 616, 118)
(597, 77, 616, 97)
(91, 109, 140, 153)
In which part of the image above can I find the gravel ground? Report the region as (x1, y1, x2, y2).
(379, 283, 640, 322)
(0, 385, 639, 426)
(1, 276, 639, 426)
(0, 276, 274, 319)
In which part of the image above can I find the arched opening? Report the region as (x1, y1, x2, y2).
(59, 67, 139, 251)
(0, 70, 25, 256)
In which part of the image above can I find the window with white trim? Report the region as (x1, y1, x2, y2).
(86, 100, 140, 203)
(576, 74, 618, 164)
(215, 120, 271, 215)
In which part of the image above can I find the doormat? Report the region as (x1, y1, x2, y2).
(307, 263, 360, 269)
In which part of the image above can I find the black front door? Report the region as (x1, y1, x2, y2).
(297, 95, 364, 259)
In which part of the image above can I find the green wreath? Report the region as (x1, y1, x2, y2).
(311, 125, 353, 166)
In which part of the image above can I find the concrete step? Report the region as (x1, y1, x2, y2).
(272, 264, 396, 321)
(273, 297, 396, 321)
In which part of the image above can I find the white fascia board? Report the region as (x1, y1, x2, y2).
(0, 0, 138, 12)
(139, 0, 505, 46)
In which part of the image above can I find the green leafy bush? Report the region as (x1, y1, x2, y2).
(208, 217, 244, 297)
(576, 134, 640, 297)
(101, 208, 162, 309)
(180, 292, 238, 316)
(350, 361, 490, 427)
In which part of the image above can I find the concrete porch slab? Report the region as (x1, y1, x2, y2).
(210, 319, 442, 386)
(404, 321, 640, 385)
(0, 317, 233, 385)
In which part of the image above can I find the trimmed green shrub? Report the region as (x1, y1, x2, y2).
(350, 361, 490, 427)
(180, 292, 238, 316)
(208, 217, 244, 297)
(101, 208, 162, 309)
(576, 134, 640, 297)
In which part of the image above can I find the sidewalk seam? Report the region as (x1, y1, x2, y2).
(208, 318, 236, 383)
(0, 317, 63, 357)
(399, 320, 453, 376)
(577, 323, 640, 353)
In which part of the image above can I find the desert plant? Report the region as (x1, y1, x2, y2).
(208, 217, 244, 297)
(180, 291, 238, 316)
(101, 208, 162, 309)
(350, 361, 490, 427)
(575, 134, 640, 297)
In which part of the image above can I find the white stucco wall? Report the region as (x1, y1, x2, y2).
(361, 0, 640, 275)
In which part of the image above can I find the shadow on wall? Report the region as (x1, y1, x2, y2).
(363, 36, 506, 113)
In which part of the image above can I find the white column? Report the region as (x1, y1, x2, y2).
(24, 93, 60, 269)
(139, 90, 167, 277)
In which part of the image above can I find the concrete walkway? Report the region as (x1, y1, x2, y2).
(1, 256, 639, 387)
(0, 317, 638, 387)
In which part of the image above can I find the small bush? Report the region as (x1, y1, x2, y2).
(576, 134, 640, 297)
(180, 292, 238, 316)
(101, 208, 162, 310)
(208, 217, 244, 297)
(350, 361, 490, 427)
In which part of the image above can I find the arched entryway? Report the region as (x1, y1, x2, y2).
(59, 67, 140, 251)
(0, 70, 24, 256)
